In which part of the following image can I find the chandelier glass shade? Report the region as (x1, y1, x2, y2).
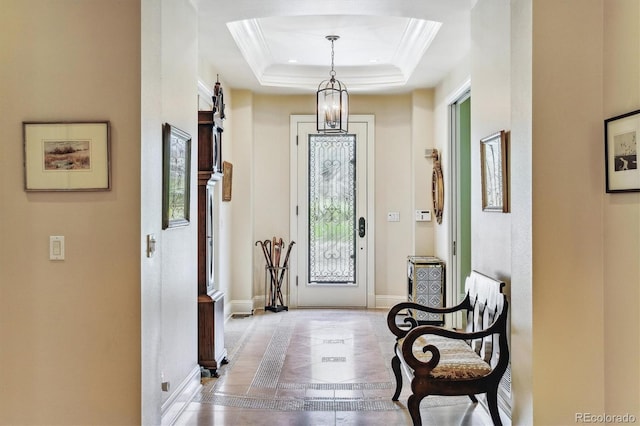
(317, 35, 349, 133)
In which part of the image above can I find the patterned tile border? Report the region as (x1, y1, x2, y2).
(196, 392, 400, 411)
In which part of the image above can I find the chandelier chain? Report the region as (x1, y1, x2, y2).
(328, 36, 337, 79)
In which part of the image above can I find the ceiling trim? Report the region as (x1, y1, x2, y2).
(394, 20, 442, 80)
(226, 15, 442, 92)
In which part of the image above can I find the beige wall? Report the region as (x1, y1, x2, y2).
(0, 0, 141, 424)
(141, 0, 200, 424)
(412, 89, 437, 256)
(509, 0, 639, 423)
(603, 0, 640, 417)
(230, 89, 255, 311)
(158, 0, 199, 412)
(532, 1, 606, 423)
(510, 0, 534, 422)
(470, 0, 512, 283)
(140, 1, 163, 422)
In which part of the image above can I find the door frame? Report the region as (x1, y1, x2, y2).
(289, 114, 376, 308)
(447, 82, 471, 328)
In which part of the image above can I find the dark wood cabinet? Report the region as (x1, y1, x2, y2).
(197, 110, 226, 374)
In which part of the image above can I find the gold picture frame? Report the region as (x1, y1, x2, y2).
(431, 150, 444, 224)
(222, 161, 233, 202)
(480, 130, 509, 212)
(23, 121, 111, 191)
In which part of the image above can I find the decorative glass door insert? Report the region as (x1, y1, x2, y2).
(308, 134, 356, 284)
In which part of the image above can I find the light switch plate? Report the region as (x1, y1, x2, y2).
(50, 236, 65, 260)
(387, 212, 400, 222)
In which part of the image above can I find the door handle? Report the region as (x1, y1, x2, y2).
(358, 217, 366, 238)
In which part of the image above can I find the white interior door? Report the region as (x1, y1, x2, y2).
(290, 115, 374, 307)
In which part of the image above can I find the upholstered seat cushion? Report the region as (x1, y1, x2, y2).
(399, 334, 492, 380)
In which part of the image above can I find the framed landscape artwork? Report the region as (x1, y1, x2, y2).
(162, 123, 192, 229)
(480, 130, 509, 212)
(23, 121, 111, 191)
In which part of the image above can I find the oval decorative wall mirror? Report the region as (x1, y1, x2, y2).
(431, 150, 444, 224)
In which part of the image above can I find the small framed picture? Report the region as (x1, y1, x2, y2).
(480, 130, 509, 212)
(162, 123, 192, 229)
(23, 121, 110, 191)
(605, 109, 640, 193)
(222, 161, 233, 202)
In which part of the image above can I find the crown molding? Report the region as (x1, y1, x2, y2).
(227, 15, 441, 91)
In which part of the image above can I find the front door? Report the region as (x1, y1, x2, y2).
(290, 115, 374, 307)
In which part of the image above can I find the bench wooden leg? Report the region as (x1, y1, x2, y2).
(391, 352, 402, 401)
(407, 393, 424, 426)
(487, 386, 502, 426)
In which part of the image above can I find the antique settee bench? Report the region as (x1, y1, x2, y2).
(386, 271, 509, 426)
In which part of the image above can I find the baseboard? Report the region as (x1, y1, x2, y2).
(229, 295, 404, 312)
(245, 295, 405, 311)
(160, 365, 201, 426)
(252, 295, 265, 311)
(375, 295, 405, 309)
(228, 299, 254, 317)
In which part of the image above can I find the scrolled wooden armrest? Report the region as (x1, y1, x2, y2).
(400, 317, 506, 372)
(401, 326, 443, 372)
(386, 297, 471, 339)
(405, 322, 500, 343)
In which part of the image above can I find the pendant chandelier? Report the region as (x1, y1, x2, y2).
(317, 35, 349, 133)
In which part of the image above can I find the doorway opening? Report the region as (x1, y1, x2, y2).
(289, 115, 375, 307)
(448, 89, 471, 317)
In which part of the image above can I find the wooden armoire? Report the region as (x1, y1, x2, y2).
(197, 110, 227, 375)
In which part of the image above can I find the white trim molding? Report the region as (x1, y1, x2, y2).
(160, 365, 201, 426)
(228, 299, 255, 316)
(375, 295, 406, 309)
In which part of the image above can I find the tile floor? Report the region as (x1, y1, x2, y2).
(175, 309, 507, 426)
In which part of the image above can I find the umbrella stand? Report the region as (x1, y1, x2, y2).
(264, 265, 289, 312)
(257, 237, 294, 313)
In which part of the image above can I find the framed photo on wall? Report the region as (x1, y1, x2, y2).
(162, 123, 192, 229)
(605, 109, 640, 193)
(480, 130, 509, 212)
(23, 121, 111, 191)
(222, 161, 233, 202)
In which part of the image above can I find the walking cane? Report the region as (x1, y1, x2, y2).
(275, 240, 295, 306)
(271, 238, 282, 306)
(256, 239, 278, 307)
